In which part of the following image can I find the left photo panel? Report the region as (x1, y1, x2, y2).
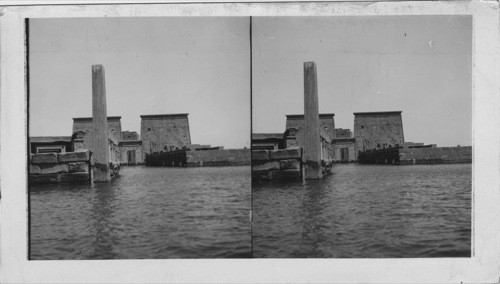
(27, 17, 252, 259)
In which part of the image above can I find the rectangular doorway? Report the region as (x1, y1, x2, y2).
(341, 148, 349, 163)
(127, 150, 136, 165)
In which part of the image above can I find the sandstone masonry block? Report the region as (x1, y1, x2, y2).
(269, 148, 301, 160)
(68, 162, 89, 173)
(252, 161, 280, 171)
(58, 150, 90, 163)
(252, 150, 270, 161)
(279, 159, 300, 170)
(30, 164, 68, 175)
(30, 165, 41, 175)
(31, 153, 58, 164)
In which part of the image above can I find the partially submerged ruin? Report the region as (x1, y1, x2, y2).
(29, 64, 250, 185)
(251, 62, 472, 182)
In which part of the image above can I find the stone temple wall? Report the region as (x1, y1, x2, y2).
(285, 114, 336, 141)
(140, 114, 191, 156)
(72, 116, 123, 148)
(119, 143, 143, 165)
(29, 150, 91, 184)
(252, 148, 302, 181)
(333, 143, 356, 162)
(354, 111, 404, 154)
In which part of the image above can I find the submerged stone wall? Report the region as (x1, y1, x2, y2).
(399, 146, 472, 165)
(29, 150, 91, 184)
(358, 146, 472, 165)
(252, 148, 302, 181)
(186, 149, 250, 167)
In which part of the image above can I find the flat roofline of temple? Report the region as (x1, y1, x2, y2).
(73, 116, 121, 121)
(29, 136, 72, 142)
(140, 113, 189, 118)
(286, 113, 335, 118)
(252, 133, 284, 140)
(353, 111, 402, 116)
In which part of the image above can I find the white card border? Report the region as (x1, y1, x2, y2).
(1, 1, 499, 283)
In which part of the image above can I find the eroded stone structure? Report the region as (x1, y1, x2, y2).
(119, 140, 143, 165)
(140, 114, 191, 156)
(353, 111, 404, 157)
(72, 116, 123, 147)
(285, 114, 336, 143)
(335, 128, 352, 139)
(252, 148, 302, 181)
(29, 150, 91, 184)
(122, 131, 139, 141)
(285, 113, 335, 164)
(251, 133, 285, 151)
(72, 116, 122, 168)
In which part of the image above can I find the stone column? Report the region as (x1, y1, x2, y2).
(303, 62, 322, 179)
(91, 65, 111, 182)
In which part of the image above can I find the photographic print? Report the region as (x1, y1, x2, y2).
(2, 1, 500, 283)
(28, 17, 251, 259)
(251, 16, 472, 258)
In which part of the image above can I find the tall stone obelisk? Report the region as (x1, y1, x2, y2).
(91, 65, 111, 182)
(303, 62, 322, 179)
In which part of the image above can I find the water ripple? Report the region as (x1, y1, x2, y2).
(30, 166, 251, 259)
(253, 164, 471, 258)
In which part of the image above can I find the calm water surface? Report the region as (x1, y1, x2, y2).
(30, 166, 251, 259)
(253, 164, 471, 258)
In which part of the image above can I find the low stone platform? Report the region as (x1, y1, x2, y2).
(358, 146, 472, 165)
(399, 146, 472, 165)
(187, 149, 250, 167)
(252, 148, 302, 181)
(146, 148, 251, 167)
(29, 150, 91, 184)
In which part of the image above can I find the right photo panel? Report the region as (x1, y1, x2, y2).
(251, 16, 472, 258)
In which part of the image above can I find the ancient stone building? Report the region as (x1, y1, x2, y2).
(285, 113, 336, 141)
(122, 131, 139, 141)
(331, 128, 356, 163)
(333, 137, 356, 162)
(29, 136, 73, 154)
(335, 128, 352, 139)
(353, 111, 404, 155)
(140, 114, 191, 155)
(119, 140, 143, 165)
(251, 133, 285, 151)
(72, 116, 123, 144)
(284, 113, 335, 163)
(72, 116, 122, 163)
(118, 131, 142, 165)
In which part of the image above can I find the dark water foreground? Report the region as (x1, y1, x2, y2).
(30, 166, 251, 259)
(253, 164, 471, 258)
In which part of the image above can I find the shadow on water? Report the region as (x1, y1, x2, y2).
(296, 179, 328, 258)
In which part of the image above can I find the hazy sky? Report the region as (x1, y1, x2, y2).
(252, 16, 472, 147)
(29, 17, 250, 149)
(30, 16, 472, 148)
